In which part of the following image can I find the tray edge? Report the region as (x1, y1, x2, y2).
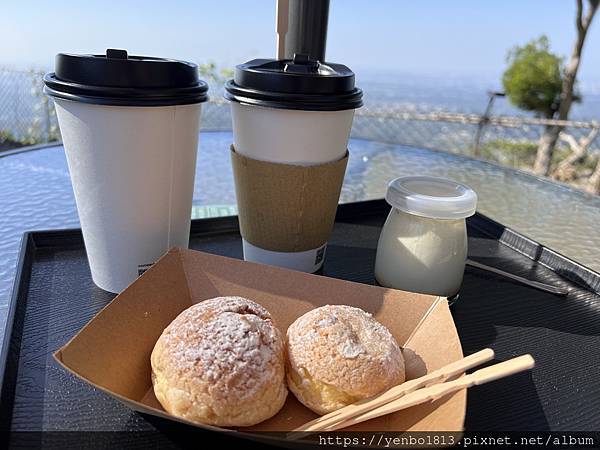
(468, 212, 600, 295)
(0, 233, 35, 431)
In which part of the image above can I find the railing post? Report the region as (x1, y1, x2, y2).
(473, 91, 504, 157)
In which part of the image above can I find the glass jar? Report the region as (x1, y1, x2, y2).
(375, 176, 477, 297)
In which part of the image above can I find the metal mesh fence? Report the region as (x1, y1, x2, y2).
(0, 69, 59, 147)
(1, 69, 598, 178)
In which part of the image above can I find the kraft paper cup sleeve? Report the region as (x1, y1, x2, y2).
(231, 146, 349, 253)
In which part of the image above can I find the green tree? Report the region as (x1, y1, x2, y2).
(535, 0, 599, 176)
(502, 36, 565, 119)
(198, 62, 233, 84)
(509, 0, 600, 176)
(503, 1, 598, 176)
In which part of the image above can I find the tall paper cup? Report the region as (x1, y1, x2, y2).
(54, 100, 201, 292)
(225, 55, 362, 272)
(44, 50, 208, 292)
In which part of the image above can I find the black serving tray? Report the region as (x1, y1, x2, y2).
(2, 199, 600, 447)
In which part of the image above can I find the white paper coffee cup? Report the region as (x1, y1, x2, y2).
(54, 99, 202, 292)
(225, 56, 362, 272)
(45, 50, 208, 292)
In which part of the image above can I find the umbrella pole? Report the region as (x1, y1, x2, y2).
(276, 0, 330, 61)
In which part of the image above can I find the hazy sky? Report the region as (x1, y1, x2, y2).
(2, 0, 599, 81)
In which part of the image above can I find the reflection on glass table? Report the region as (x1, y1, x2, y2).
(1, 130, 600, 339)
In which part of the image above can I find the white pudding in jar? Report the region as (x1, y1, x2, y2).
(374, 176, 477, 297)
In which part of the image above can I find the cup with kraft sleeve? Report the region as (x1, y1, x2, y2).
(225, 54, 362, 272)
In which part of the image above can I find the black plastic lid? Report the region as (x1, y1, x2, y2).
(224, 54, 363, 111)
(43, 49, 208, 106)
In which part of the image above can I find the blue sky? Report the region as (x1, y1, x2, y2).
(2, 0, 599, 82)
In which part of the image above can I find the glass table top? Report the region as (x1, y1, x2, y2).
(1, 130, 600, 343)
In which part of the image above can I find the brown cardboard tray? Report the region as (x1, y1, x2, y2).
(53, 247, 465, 436)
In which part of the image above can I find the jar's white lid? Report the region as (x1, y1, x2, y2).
(385, 176, 477, 219)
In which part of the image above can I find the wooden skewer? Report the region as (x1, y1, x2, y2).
(289, 348, 494, 436)
(328, 354, 535, 432)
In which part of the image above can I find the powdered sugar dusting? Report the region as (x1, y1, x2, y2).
(159, 297, 283, 400)
(318, 315, 338, 328)
(338, 339, 364, 359)
(286, 304, 404, 396)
